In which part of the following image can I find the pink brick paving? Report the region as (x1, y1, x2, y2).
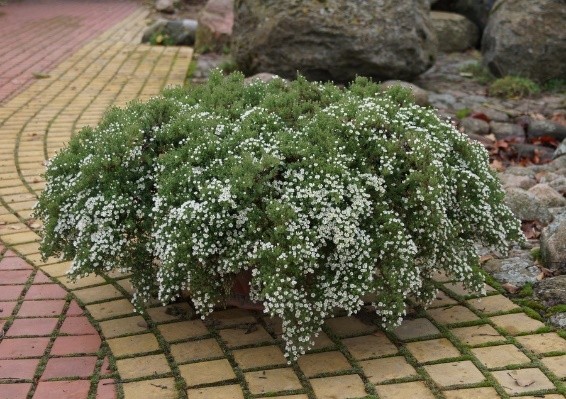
(0, 244, 116, 399)
(0, 0, 139, 103)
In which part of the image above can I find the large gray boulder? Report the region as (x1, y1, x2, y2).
(482, 0, 566, 82)
(504, 187, 553, 224)
(432, 0, 494, 32)
(195, 0, 234, 53)
(541, 211, 566, 274)
(431, 11, 479, 52)
(483, 256, 541, 287)
(231, 0, 437, 83)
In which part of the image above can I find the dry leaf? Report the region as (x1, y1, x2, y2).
(490, 159, 505, 172)
(480, 255, 493, 264)
(536, 272, 544, 281)
(502, 283, 519, 294)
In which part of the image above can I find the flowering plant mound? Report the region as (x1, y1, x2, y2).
(35, 71, 522, 360)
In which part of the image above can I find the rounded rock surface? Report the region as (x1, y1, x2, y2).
(534, 276, 566, 307)
(431, 11, 479, 52)
(504, 187, 553, 224)
(540, 211, 566, 273)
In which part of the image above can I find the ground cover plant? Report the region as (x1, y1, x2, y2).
(35, 71, 522, 360)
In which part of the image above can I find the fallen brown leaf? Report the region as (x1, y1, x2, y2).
(502, 283, 520, 294)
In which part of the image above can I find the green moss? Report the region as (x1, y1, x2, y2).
(530, 247, 541, 262)
(548, 305, 566, 315)
(489, 76, 540, 99)
(455, 108, 472, 120)
(459, 62, 495, 84)
(518, 283, 534, 298)
(542, 78, 566, 94)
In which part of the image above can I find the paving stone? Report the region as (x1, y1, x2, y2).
(210, 308, 257, 327)
(73, 284, 123, 304)
(86, 299, 135, 320)
(393, 318, 440, 340)
(427, 306, 479, 324)
(516, 333, 566, 354)
(157, 319, 208, 342)
(424, 361, 485, 388)
(258, 396, 308, 399)
(406, 338, 460, 363)
(492, 368, 555, 395)
(6, 318, 58, 337)
(59, 316, 98, 335)
(428, 290, 458, 308)
(374, 381, 435, 399)
(444, 282, 495, 297)
(342, 332, 398, 360)
(41, 263, 72, 278)
(116, 354, 171, 379)
(24, 284, 67, 300)
(122, 378, 177, 399)
(0, 305, 27, 325)
(309, 331, 335, 351)
(179, 358, 236, 387)
(170, 338, 224, 363)
(100, 356, 112, 376)
(541, 355, 566, 378)
(490, 313, 545, 335)
(146, 303, 194, 323)
(66, 300, 85, 316)
(0, 257, 32, 270)
(60, 274, 107, 290)
(466, 295, 519, 314)
(96, 378, 117, 399)
(360, 356, 417, 383)
(451, 324, 506, 346)
(233, 345, 287, 369)
(187, 385, 245, 399)
(17, 300, 65, 317)
(50, 335, 101, 356)
(32, 271, 52, 284)
(245, 368, 303, 395)
(0, 383, 31, 399)
(471, 344, 531, 368)
(515, 395, 564, 399)
(324, 316, 377, 337)
(0, 358, 40, 379)
(0, 270, 32, 284)
(33, 380, 91, 399)
(0, 337, 50, 358)
(219, 325, 274, 348)
(40, 356, 97, 380)
(297, 351, 351, 377)
(310, 374, 367, 399)
(443, 387, 500, 399)
(107, 333, 160, 357)
(99, 315, 148, 338)
(0, 285, 24, 301)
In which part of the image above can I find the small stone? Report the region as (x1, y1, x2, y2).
(381, 80, 429, 106)
(461, 117, 489, 136)
(528, 120, 566, 141)
(429, 93, 457, 110)
(155, 0, 175, 13)
(534, 276, 566, 307)
(490, 121, 524, 140)
(540, 211, 566, 273)
(528, 184, 566, 208)
(510, 143, 555, 163)
(498, 173, 536, 190)
(482, 257, 540, 287)
(475, 107, 510, 123)
(142, 19, 198, 46)
(548, 312, 566, 329)
(554, 139, 566, 159)
(504, 187, 553, 224)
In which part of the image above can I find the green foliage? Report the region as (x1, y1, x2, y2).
(219, 58, 239, 74)
(35, 71, 522, 360)
(530, 247, 541, 262)
(149, 31, 174, 46)
(455, 108, 472, 120)
(489, 76, 540, 99)
(518, 283, 534, 297)
(459, 62, 495, 85)
(542, 78, 566, 94)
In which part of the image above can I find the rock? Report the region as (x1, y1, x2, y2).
(461, 117, 489, 136)
(466, 132, 493, 147)
(474, 106, 510, 123)
(534, 276, 566, 307)
(555, 140, 566, 159)
(142, 19, 198, 46)
(195, 0, 234, 53)
(231, 0, 437, 83)
(380, 81, 429, 106)
(483, 257, 540, 287)
(549, 313, 566, 329)
(549, 177, 566, 196)
(509, 143, 555, 164)
(540, 211, 566, 273)
(432, 0, 493, 32)
(528, 184, 566, 208)
(429, 93, 457, 110)
(527, 120, 566, 142)
(244, 72, 282, 85)
(489, 122, 524, 140)
(431, 11, 479, 52)
(481, 0, 566, 82)
(504, 187, 553, 224)
(499, 173, 536, 190)
(155, 0, 175, 13)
